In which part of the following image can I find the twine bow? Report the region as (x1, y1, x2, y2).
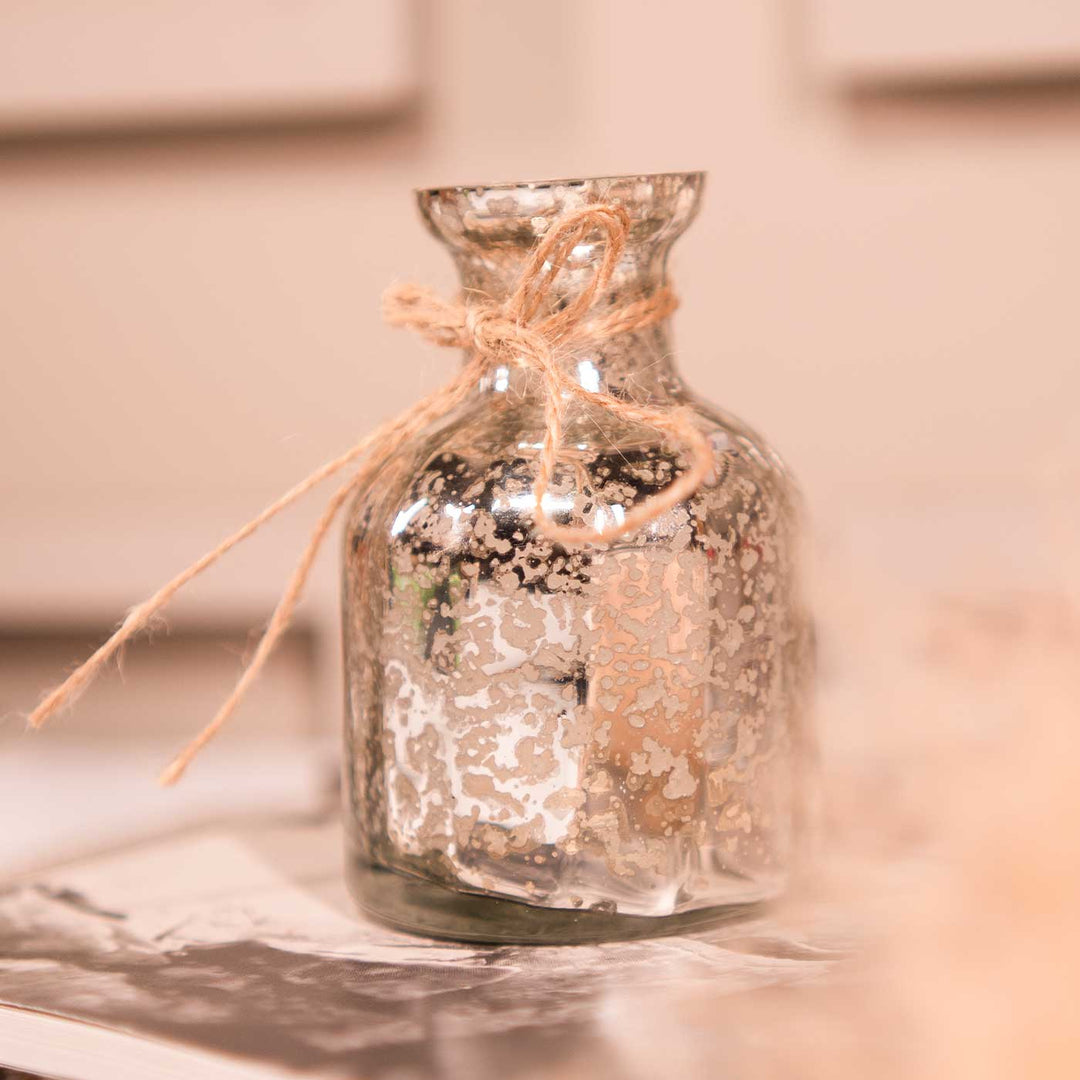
(28, 204, 712, 784)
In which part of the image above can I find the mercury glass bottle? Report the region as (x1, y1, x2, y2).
(342, 172, 811, 943)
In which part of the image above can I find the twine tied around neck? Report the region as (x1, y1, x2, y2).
(28, 204, 712, 785)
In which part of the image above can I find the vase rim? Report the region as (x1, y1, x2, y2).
(416, 172, 705, 252)
(417, 170, 706, 197)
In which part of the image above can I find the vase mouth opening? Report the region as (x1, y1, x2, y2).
(416, 171, 705, 252)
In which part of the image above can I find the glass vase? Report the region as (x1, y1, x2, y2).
(342, 172, 812, 943)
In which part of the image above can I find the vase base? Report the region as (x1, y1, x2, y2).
(346, 857, 767, 945)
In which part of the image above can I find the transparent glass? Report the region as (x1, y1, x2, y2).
(342, 173, 812, 943)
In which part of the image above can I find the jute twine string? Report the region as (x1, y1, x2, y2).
(28, 204, 712, 784)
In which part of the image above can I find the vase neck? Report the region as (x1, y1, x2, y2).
(416, 172, 704, 402)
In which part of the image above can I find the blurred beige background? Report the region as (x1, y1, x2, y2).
(2, 1, 1079, 867)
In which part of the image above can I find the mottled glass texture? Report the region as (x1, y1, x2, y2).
(343, 173, 812, 942)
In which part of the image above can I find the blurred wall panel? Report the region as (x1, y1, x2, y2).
(809, 0, 1080, 85)
(0, 0, 415, 135)
(2, 0, 1078, 744)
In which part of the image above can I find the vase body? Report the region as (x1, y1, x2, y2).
(342, 173, 812, 943)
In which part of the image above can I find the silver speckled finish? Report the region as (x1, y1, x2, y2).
(342, 173, 812, 942)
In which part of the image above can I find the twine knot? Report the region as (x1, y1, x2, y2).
(462, 307, 539, 363)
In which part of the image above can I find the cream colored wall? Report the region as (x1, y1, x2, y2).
(3, 1, 1078, 737)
